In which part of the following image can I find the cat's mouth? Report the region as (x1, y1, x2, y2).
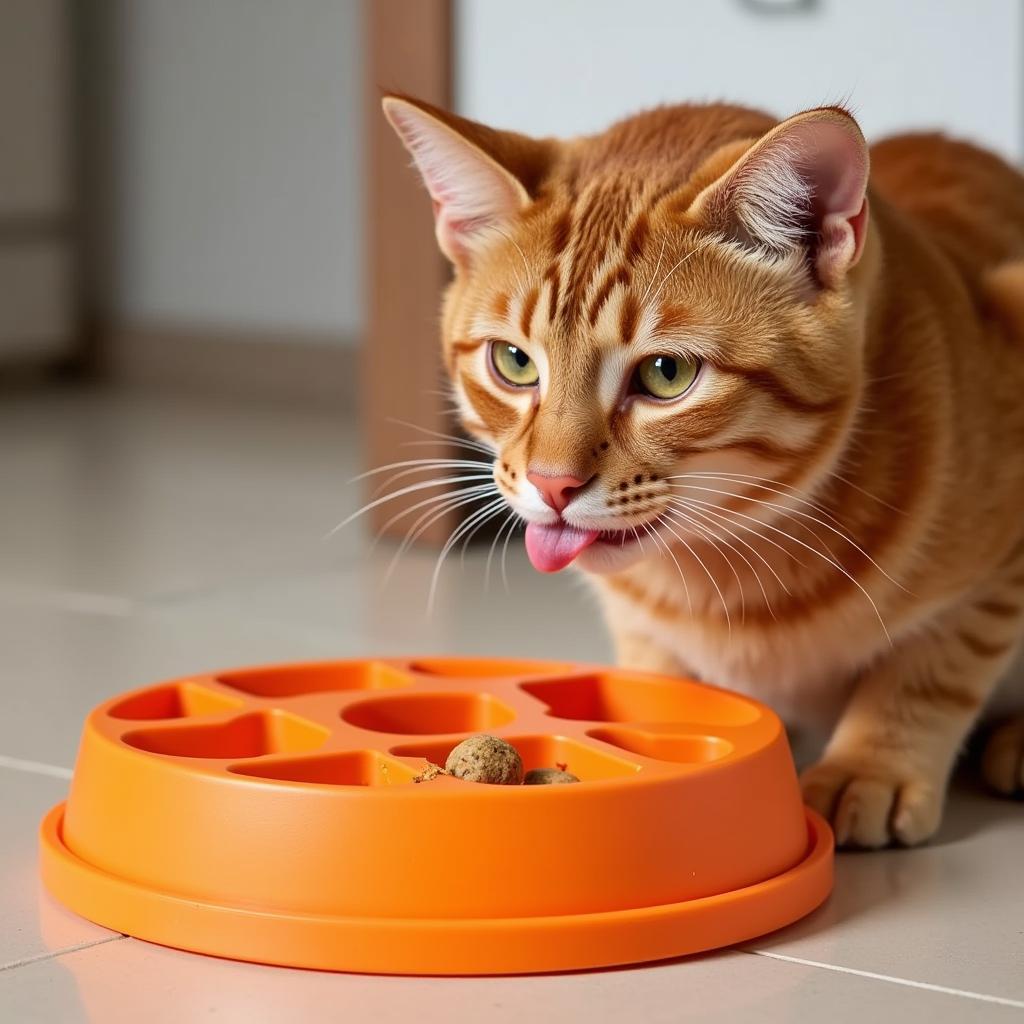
(524, 521, 648, 573)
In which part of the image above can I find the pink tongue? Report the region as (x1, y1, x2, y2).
(525, 522, 601, 573)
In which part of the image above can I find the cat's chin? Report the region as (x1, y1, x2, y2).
(571, 533, 651, 575)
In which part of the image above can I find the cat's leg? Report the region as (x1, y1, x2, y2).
(979, 644, 1024, 794)
(801, 594, 1024, 848)
(981, 717, 1024, 793)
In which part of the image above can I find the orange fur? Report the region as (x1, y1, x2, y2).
(385, 95, 1024, 847)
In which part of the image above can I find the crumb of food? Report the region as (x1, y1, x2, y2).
(413, 761, 449, 784)
(524, 767, 580, 785)
(445, 735, 523, 784)
(555, 762, 569, 772)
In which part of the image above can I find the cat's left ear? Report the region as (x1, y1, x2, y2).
(382, 94, 551, 267)
(688, 107, 869, 289)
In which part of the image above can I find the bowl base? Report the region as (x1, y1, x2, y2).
(40, 804, 832, 975)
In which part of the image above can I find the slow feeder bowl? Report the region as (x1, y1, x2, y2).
(40, 657, 832, 975)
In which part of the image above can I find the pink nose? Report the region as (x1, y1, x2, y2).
(527, 470, 591, 514)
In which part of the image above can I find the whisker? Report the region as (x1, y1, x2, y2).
(354, 458, 491, 499)
(400, 438, 495, 460)
(828, 468, 907, 515)
(668, 471, 844, 528)
(377, 482, 496, 540)
(500, 515, 521, 594)
(641, 520, 693, 616)
(666, 497, 809, 571)
(386, 418, 495, 455)
(675, 499, 791, 599)
(668, 495, 892, 645)
(631, 526, 645, 555)
(427, 498, 508, 612)
(485, 509, 519, 591)
(668, 482, 839, 567)
(326, 473, 495, 538)
(657, 514, 732, 634)
(381, 486, 498, 583)
(460, 498, 508, 567)
(671, 511, 743, 620)
(661, 508, 754, 623)
(368, 462, 491, 499)
(354, 457, 488, 483)
(666, 481, 905, 592)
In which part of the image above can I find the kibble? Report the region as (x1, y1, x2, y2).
(524, 768, 580, 785)
(445, 735, 523, 785)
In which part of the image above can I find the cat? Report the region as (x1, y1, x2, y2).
(383, 93, 1024, 848)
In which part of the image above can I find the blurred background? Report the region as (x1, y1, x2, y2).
(3, 7, 1024, 1016)
(4, 0, 1021, 404)
(1, 0, 1022, 671)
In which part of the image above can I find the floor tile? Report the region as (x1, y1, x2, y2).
(0, 549, 609, 771)
(161, 542, 613, 664)
(0, 770, 118, 966)
(0, 388, 361, 601)
(4, 936, 1015, 1024)
(0, 603, 353, 769)
(5, 385, 1023, 1020)
(750, 784, 1024, 1004)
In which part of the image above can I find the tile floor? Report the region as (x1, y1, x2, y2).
(1, 386, 1022, 1023)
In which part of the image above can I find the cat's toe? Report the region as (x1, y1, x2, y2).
(980, 716, 1024, 795)
(800, 759, 943, 849)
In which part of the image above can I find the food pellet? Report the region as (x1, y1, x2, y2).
(445, 735, 523, 784)
(524, 768, 580, 785)
(413, 762, 448, 784)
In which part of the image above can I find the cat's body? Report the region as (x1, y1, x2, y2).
(598, 126, 1024, 725)
(384, 96, 1024, 847)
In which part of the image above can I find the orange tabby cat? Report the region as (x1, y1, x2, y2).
(383, 93, 1024, 847)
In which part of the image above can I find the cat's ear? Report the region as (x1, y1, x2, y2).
(382, 94, 550, 266)
(688, 107, 869, 288)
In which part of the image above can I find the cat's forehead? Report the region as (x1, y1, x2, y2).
(470, 188, 711, 355)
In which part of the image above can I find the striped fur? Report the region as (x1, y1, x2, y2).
(386, 96, 1024, 847)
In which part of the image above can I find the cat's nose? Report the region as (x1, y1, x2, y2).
(526, 470, 592, 514)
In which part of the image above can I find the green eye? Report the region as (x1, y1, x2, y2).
(634, 353, 700, 400)
(490, 341, 539, 387)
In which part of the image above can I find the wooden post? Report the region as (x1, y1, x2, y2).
(363, 0, 457, 543)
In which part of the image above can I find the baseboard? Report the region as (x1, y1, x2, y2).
(102, 323, 360, 409)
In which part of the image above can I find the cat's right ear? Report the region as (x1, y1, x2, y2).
(382, 95, 548, 267)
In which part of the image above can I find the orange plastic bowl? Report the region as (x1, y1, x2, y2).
(39, 657, 832, 974)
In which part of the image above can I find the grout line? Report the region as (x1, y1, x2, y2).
(0, 755, 73, 780)
(745, 949, 1024, 1009)
(0, 934, 127, 973)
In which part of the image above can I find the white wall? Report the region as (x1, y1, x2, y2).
(104, 0, 363, 340)
(457, 0, 1022, 161)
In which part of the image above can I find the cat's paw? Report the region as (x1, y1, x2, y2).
(800, 758, 944, 849)
(980, 716, 1024, 795)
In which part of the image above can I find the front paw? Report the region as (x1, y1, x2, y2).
(800, 757, 945, 849)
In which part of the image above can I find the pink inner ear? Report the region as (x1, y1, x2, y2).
(384, 98, 528, 266)
(847, 197, 869, 264)
(786, 118, 870, 286)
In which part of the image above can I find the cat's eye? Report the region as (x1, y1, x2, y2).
(490, 340, 539, 387)
(633, 353, 700, 401)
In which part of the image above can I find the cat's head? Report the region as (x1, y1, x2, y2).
(383, 96, 874, 576)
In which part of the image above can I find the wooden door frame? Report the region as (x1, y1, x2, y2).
(363, 0, 459, 543)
